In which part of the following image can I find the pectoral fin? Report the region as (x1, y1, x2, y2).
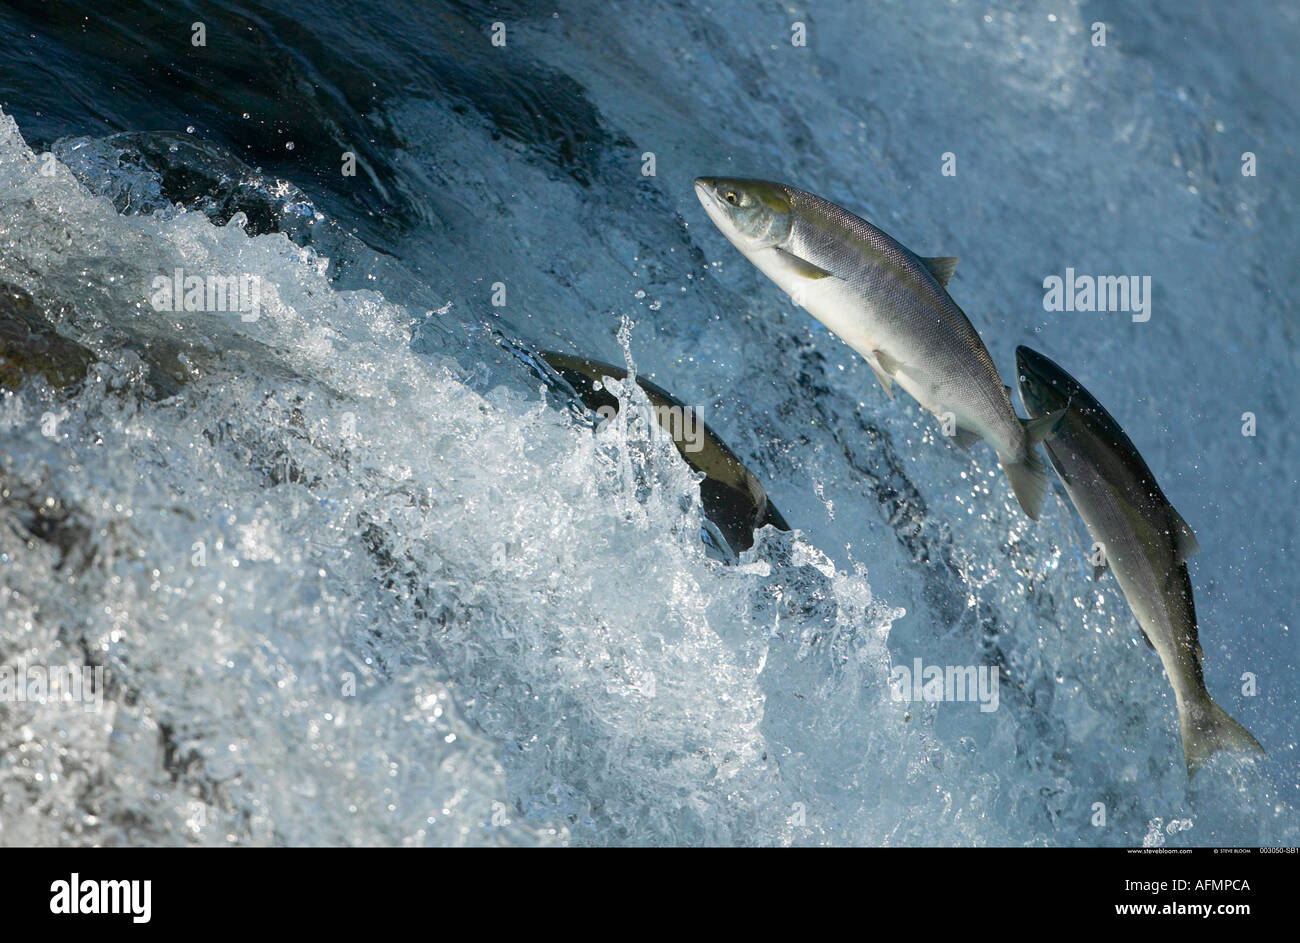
(774, 248, 833, 280)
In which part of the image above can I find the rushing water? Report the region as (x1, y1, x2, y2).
(0, 0, 1295, 846)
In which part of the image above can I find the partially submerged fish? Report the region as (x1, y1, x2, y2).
(1016, 345, 1264, 774)
(694, 176, 1058, 519)
(539, 351, 790, 554)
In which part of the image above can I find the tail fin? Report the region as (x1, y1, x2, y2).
(1001, 447, 1048, 520)
(1181, 696, 1265, 776)
(1001, 410, 1065, 521)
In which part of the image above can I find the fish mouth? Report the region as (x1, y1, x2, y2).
(1015, 346, 1042, 381)
(1015, 345, 1074, 415)
(1015, 346, 1059, 387)
(694, 177, 719, 207)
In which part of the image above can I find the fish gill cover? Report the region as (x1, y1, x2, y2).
(0, 0, 1295, 846)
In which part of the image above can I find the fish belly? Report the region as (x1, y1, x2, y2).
(761, 251, 1008, 449)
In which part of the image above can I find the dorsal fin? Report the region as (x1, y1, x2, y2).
(1170, 509, 1200, 562)
(921, 256, 959, 288)
(762, 499, 791, 532)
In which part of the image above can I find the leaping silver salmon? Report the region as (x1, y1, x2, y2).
(694, 177, 1057, 519)
(1016, 345, 1264, 775)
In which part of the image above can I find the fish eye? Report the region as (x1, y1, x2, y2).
(723, 190, 740, 206)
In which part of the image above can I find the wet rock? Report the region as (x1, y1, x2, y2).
(0, 281, 96, 391)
